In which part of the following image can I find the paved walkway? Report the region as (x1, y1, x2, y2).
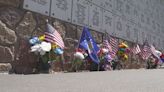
(0, 69, 164, 92)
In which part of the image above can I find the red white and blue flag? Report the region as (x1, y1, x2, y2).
(78, 27, 100, 64)
(103, 39, 112, 53)
(109, 36, 118, 59)
(131, 44, 141, 55)
(140, 41, 152, 60)
(44, 23, 65, 49)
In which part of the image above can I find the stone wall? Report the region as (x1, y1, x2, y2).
(0, 0, 146, 74)
(0, 0, 104, 74)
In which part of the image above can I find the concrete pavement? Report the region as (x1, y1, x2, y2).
(0, 69, 164, 92)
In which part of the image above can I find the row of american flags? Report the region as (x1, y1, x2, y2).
(45, 22, 159, 63)
(103, 37, 157, 60)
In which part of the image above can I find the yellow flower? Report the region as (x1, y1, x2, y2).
(39, 35, 45, 41)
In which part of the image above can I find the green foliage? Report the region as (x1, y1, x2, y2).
(71, 58, 84, 72)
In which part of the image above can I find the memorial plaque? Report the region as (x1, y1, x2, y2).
(72, 0, 89, 26)
(125, 23, 131, 40)
(141, 31, 146, 43)
(133, 7, 139, 24)
(140, 13, 145, 24)
(114, 0, 124, 16)
(156, 23, 161, 35)
(23, 0, 51, 16)
(145, 16, 152, 30)
(51, 0, 72, 22)
(126, 0, 134, 5)
(132, 0, 138, 7)
(124, 20, 135, 42)
(103, 0, 114, 12)
(152, 35, 157, 46)
(136, 9, 142, 27)
(152, 20, 156, 31)
(161, 39, 163, 50)
(156, 9, 160, 21)
(23, 0, 164, 45)
(124, 2, 132, 20)
(163, 40, 164, 50)
(147, 33, 152, 44)
(163, 40, 164, 49)
(121, 19, 129, 40)
(102, 10, 114, 34)
(137, 0, 145, 12)
(114, 16, 126, 38)
(161, 26, 164, 34)
(89, 3, 103, 32)
(88, 0, 102, 6)
(140, 12, 148, 29)
(133, 25, 139, 43)
(137, 27, 143, 44)
(89, 0, 115, 12)
(158, 38, 161, 49)
(115, 16, 123, 32)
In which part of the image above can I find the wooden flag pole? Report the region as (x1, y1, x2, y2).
(76, 26, 84, 49)
(97, 63, 100, 71)
(46, 19, 52, 73)
(60, 54, 65, 71)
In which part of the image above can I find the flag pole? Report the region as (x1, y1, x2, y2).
(77, 26, 84, 49)
(136, 36, 139, 63)
(46, 19, 52, 73)
(97, 63, 100, 71)
(98, 31, 108, 71)
(74, 26, 84, 71)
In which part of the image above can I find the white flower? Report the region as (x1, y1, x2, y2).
(31, 44, 41, 52)
(30, 41, 52, 55)
(74, 52, 85, 60)
(102, 48, 109, 54)
(40, 42, 51, 52)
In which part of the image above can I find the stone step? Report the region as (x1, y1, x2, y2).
(0, 63, 11, 73)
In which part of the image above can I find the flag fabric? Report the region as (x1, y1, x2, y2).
(131, 44, 141, 55)
(44, 23, 65, 49)
(109, 36, 118, 59)
(160, 54, 164, 62)
(140, 41, 152, 60)
(150, 45, 162, 59)
(103, 39, 112, 52)
(150, 45, 157, 57)
(78, 27, 100, 64)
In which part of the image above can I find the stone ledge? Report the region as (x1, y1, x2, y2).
(0, 63, 12, 73)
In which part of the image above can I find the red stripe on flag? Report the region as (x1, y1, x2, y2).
(109, 36, 118, 59)
(103, 40, 112, 52)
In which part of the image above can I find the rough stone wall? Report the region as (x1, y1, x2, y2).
(0, 0, 145, 74)
(0, 0, 104, 74)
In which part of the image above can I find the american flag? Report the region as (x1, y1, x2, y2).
(44, 23, 65, 49)
(109, 36, 118, 59)
(103, 39, 112, 52)
(150, 45, 161, 59)
(140, 42, 152, 60)
(131, 44, 141, 55)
